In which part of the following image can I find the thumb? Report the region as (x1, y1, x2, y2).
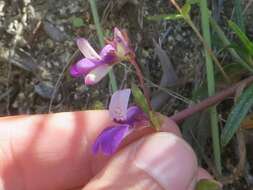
(83, 133, 199, 190)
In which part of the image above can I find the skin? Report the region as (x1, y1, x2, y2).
(0, 111, 213, 190)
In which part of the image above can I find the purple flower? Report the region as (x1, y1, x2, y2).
(92, 89, 148, 155)
(70, 28, 133, 85)
(112, 27, 132, 60)
(70, 38, 117, 85)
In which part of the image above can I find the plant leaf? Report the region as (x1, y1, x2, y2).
(148, 111, 161, 130)
(131, 84, 149, 114)
(147, 14, 183, 21)
(229, 21, 253, 56)
(131, 84, 160, 130)
(195, 179, 221, 190)
(181, 3, 191, 16)
(221, 83, 253, 146)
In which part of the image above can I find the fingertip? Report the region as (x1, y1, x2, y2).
(160, 116, 182, 137)
(85, 132, 198, 190)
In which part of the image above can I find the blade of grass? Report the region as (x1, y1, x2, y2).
(200, 0, 222, 174)
(233, 0, 245, 32)
(210, 17, 253, 73)
(88, 0, 117, 92)
(170, 0, 230, 83)
(229, 21, 253, 56)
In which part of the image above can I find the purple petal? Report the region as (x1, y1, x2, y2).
(126, 106, 148, 127)
(113, 28, 131, 59)
(126, 106, 142, 122)
(109, 89, 131, 121)
(99, 44, 115, 58)
(70, 64, 81, 77)
(70, 58, 99, 77)
(100, 44, 118, 64)
(84, 64, 112, 85)
(114, 28, 128, 47)
(92, 125, 130, 155)
(76, 38, 101, 59)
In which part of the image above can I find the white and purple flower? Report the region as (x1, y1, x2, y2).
(92, 89, 148, 155)
(70, 28, 132, 85)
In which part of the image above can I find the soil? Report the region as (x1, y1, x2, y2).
(0, 0, 253, 189)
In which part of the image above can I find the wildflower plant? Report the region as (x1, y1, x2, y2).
(70, 27, 161, 155)
(92, 89, 149, 155)
(70, 28, 134, 85)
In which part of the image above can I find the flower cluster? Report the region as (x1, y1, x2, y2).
(92, 89, 148, 155)
(70, 27, 150, 156)
(70, 28, 132, 85)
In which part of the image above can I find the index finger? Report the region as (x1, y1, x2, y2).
(0, 111, 111, 190)
(0, 111, 180, 190)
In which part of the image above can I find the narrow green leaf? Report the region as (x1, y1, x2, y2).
(233, 0, 245, 32)
(148, 111, 161, 130)
(229, 21, 253, 56)
(147, 14, 183, 21)
(210, 17, 253, 73)
(221, 83, 253, 146)
(181, 3, 191, 16)
(195, 179, 221, 190)
(131, 84, 149, 114)
(131, 84, 161, 130)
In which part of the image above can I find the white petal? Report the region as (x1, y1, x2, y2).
(77, 38, 101, 59)
(84, 64, 112, 85)
(109, 89, 131, 121)
(114, 27, 124, 41)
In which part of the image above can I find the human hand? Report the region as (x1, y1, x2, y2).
(0, 111, 213, 190)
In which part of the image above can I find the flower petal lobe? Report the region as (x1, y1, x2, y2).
(109, 89, 131, 121)
(92, 125, 130, 155)
(76, 38, 100, 59)
(84, 64, 112, 85)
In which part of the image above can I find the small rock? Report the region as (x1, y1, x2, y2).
(175, 34, 183, 42)
(34, 81, 54, 99)
(43, 21, 68, 42)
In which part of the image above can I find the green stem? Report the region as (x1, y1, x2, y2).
(186, 18, 230, 83)
(88, 0, 117, 92)
(131, 58, 151, 109)
(200, 0, 222, 174)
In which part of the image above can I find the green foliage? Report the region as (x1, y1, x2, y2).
(71, 16, 85, 28)
(229, 21, 253, 57)
(131, 84, 149, 114)
(147, 14, 183, 21)
(200, 0, 221, 174)
(232, 0, 245, 32)
(210, 17, 253, 72)
(221, 83, 253, 146)
(131, 84, 160, 130)
(195, 179, 221, 190)
(181, 3, 191, 17)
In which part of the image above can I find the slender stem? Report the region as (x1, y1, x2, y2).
(200, 0, 222, 174)
(88, 0, 118, 92)
(170, 76, 253, 123)
(131, 58, 151, 109)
